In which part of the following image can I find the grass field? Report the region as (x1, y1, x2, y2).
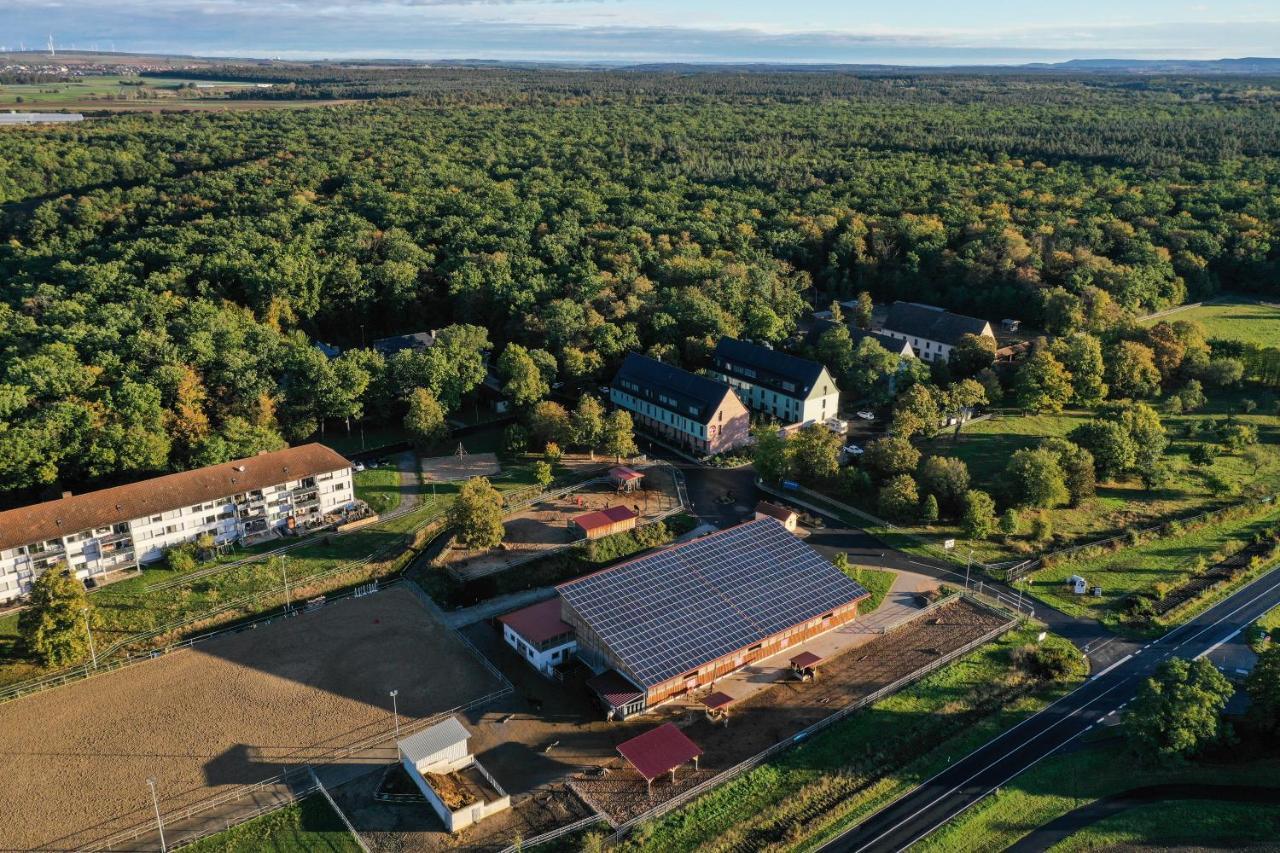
(0, 76, 248, 107)
(1052, 800, 1280, 852)
(847, 567, 896, 613)
(1142, 297, 1280, 348)
(907, 388, 1280, 564)
(353, 465, 402, 514)
(619, 624, 1085, 853)
(913, 742, 1280, 852)
(182, 795, 362, 853)
(1025, 500, 1280, 628)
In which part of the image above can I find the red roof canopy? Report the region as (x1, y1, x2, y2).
(609, 466, 644, 481)
(701, 691, 735, 711)
(587, 669, 644, 709)
(572, 504, 638, 532)
(497, 598, 572, 646)
(790, 651, 823, 669)
(617, 723, 703, 782)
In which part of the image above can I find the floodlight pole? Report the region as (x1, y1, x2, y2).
(390, 690, 401, 740)
(146, 777, 166, 852)
(280, 557, 291, 612)
(83, 607, 97, 669)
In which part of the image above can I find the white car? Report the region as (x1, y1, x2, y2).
(843, 444, 864, 456)
(353, 462, 366, 472)
(856, 411, 876, 421)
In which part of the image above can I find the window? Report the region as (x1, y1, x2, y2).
(150, 515, 162, 523)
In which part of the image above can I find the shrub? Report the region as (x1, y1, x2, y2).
(1021, 643, 1077, 681)
(167, 543, 198, 573)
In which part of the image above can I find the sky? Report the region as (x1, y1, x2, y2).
(4, 0, 1279, 65)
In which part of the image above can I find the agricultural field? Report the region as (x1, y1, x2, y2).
(1024, 500, 1280, 629)
(906, 388, 1280, 564)
(913, 743, 1280, 852)
(0, 586, 502, 851)
(0, 76, 258, 108)
(617, 620, 1085, 851)
(1142, 297, 1280, 349)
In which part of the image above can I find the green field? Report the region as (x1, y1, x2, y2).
(620, 624, 1085, 853)
(907, 389, 1280, 564)
(914, 742, 1280, 852)
(845, 567, 896, 613)
(353, 465, 403, 514)
(182, 795, 362, 853)
(1052, 800, 1280, 852)
(0, 76, 244, 107)
(1025, 501, 1280, 629)
(1142, 297, 1280, 348)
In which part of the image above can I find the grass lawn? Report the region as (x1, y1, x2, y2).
(1141, 296, 1280, 349)
(619, 624, 1085, 853)
(1052, 800, 1280, 852)
(182, 795, 362, 853)
(845, 567, 896, 613)
(909, 388, 1280, 564)
(913, 742, 1280, 853)
(1024, 500, 1280, 629)
(353, 466, 402, 515)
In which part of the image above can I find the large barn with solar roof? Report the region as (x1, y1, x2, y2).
(551, 516, 869, 718)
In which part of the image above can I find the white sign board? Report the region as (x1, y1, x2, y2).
(943, 539, 956, 550)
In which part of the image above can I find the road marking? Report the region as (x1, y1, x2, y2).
(1090, 654, 1133, 680)
(845, 677, 1133, 853)
(1195, 627, 1243, 660)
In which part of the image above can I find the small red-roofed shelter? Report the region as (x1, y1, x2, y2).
(700, 691, 735, 724)
(790, 651, 824, 681)
(616, 723, 703, 792)
(609, 466, 645, 492)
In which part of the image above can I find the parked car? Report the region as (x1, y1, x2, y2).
(856, 410, 876, 421)
(353, 462, 366, 472)
(843, 444, 864, 456)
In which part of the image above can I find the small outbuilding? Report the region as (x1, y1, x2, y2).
(754, 500, 799, 533)
(497, 598, 576, 677)
(1067, 575, 1088, 595)
(609, 466, 645, 492)
(570, 504, 639, 540)
(700, 691, 736, 725)
(790, 651, 824, 681)
(398, 717, 511, 833)
(616, 723, 703, 794)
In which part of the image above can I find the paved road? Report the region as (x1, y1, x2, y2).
(817, 564, 1280, 853)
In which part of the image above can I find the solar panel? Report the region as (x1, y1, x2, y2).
(557, 518, 869, 688)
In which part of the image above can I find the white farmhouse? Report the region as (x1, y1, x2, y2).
(879, 302, 995, 363)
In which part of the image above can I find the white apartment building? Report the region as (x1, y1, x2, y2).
(0, 444, 354, 603)
(708, 337, 840, 426)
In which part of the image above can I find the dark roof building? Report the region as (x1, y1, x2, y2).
(559, 517, 869, 716)
(609, 354, 750, 456)
(371, 331, 438, 357)
(708, 338, 840, 426)
(880, 302, 994, 362)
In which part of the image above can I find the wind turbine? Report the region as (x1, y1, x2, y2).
(47, 33, 55, 56)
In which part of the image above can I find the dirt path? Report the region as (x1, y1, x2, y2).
(1006, 784, 1280, 852)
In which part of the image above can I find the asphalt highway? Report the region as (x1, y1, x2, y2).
(818, 563, 1280, 853)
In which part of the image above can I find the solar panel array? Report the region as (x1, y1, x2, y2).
(558, 518, 869, 688)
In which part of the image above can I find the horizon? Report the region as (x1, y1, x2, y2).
(4, 0, 1280, 66)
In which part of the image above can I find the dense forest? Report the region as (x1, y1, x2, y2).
(0, 70, 1277, 500)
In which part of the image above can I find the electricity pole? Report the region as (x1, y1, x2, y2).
(146, 777, 166, 852)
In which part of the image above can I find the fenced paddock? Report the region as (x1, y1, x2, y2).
(0, 586, 505, 852)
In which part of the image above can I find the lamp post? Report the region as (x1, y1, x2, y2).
(964, 548, 973, 591)
(389, 690, 401, 740)
(280, 557, 291, 612)
(82, 607, 97, 669)
(146, 777, 166, 853)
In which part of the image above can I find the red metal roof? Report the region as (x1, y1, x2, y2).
(609, 466, 644, 481)
(572, 504, 638, 532)
(790, 651, 823, 669)
(497, 598, 572, 646)
(701, 691, 735, 711)
(755, 500, 797, 523)
(617, 723, 703, 782)
(586, 669, 644, 709)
